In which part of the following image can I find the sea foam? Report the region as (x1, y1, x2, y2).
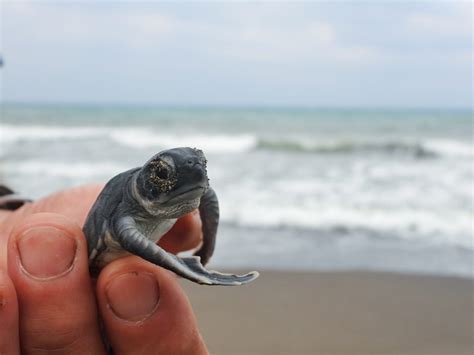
(110, 130, 257, 153)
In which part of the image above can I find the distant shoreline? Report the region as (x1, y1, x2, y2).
(2, 101, 473, 113)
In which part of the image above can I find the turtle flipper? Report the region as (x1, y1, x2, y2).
(180, 256, 259, 286)
(194, 187, 219, 266)
(113, 216, 258, 286)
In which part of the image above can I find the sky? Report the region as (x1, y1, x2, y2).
(0, 1, 472, 108)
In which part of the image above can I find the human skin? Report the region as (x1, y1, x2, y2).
(0, 184, 209, 355)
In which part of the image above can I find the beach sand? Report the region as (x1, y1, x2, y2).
(182, 271, 473, 355)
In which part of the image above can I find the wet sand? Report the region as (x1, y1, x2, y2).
(182, 270, 473, 355)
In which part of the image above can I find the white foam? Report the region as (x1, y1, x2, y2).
(110, 130, 257, 153)
(4, 160, 126, 178)
(0, 124, 258, 154)
(220, 198, 473, 249)
(216, 170, 474, 250)
(424, 139, 474, 157)
(0, 124, 109, 142)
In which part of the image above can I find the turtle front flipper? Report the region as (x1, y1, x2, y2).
(114, 216, 259, 286)
(194, 187, 219, 266)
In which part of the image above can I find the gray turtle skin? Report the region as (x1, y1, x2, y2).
(84, 147, 259, 286)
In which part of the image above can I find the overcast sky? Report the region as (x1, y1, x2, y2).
(0, 1, 472, 108)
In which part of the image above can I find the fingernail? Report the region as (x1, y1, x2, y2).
(106, 272, 160, 322)
(17, 226, 77, 279)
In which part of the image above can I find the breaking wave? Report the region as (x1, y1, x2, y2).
(257, 139, 473, 158)
(109, 130, 257, 153)
(1, 124, 472, 158)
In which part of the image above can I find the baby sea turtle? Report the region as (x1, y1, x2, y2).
(84, 147, 259, 286)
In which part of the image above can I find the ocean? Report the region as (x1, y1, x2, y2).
(1, 105, 472, 278)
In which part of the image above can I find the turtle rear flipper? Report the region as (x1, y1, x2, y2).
(0, 185, 32, 210)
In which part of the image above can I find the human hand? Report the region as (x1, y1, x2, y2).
(0, 185, 208, 354)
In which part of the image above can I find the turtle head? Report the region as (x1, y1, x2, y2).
(134, 147, 209, 216)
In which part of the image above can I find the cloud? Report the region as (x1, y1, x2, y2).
(190, 19, 378, 65)
(308, 22, 336, 45)
(1, 1, 471, 107)
(2, 3, 179, 49)
(406, 13, 472, 37)
(4, 2, 378, 64)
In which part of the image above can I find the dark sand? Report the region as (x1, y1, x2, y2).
(182, 271, 473, 355)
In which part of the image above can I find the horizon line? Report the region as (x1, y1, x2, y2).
(1, 101, 472, 112)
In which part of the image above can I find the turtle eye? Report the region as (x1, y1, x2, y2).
(156, 166, 169, 180)
(147, 159, 177, 193)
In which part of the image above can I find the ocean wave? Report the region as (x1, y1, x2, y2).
(2, 124, 472, 158)
(423, 139, 474, 157)
(0, 125, 109, 142)
(3, 160, 127, 178)
(110, 131, 257, 153)
(257, 139, 473, 158)
(0, 124, 257, 154)
(219, 201, 474, 250)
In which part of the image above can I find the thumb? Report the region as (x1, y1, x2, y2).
(96, 256, 208, 355)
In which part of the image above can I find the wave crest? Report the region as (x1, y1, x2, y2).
(257, 139, 473, 158)
(110, 131, 257, 153)
(1, 124, 472, 158)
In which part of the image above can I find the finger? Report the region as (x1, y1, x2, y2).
(97, 256, 208, 355)
(0, 184, 104, 272)
(0, 271, 20, 355)
(159, 209, 203, 254)
(7, 184, 104, 226)
(8, 213, 105, 354)
(0, 210, 12, 225)
(0, 214, 11, 271)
